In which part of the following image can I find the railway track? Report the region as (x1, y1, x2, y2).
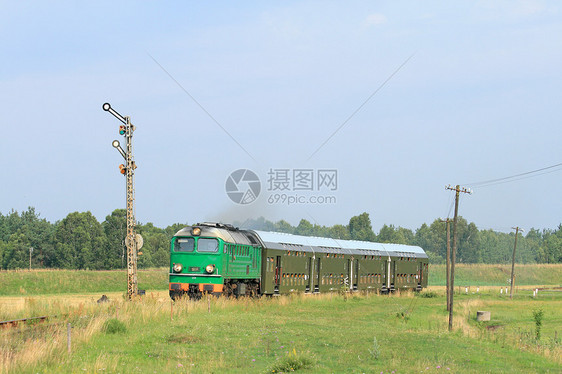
(0, 316, 49, 328)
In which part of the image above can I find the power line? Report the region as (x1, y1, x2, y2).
(446, 196, 455, 219)
(469, 168, 562, 189)
(306, 53, 415, 162)
(465, 161, 562, 188)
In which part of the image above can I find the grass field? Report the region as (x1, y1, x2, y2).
(1, 291, 560, 373)
(428, 264, 562, 287)
(0, 265, 561, 373)
(1, 264, 560, 297)
(0, 268, 167, 296)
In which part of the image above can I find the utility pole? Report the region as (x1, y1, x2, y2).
(103, 103, 143, 300)
(445, 185, 472, 331)
(440, 219, 451, 311)
(29, 247, 33, 271)
(510, 226, 523, 299)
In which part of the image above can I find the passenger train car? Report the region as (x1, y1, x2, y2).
(169, 222, 428, 299)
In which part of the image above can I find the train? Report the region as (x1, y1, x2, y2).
(169, 222, 428, 299)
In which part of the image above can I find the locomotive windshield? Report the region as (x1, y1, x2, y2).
(197, 238, 219, 253)
(174, 237, 195, 252)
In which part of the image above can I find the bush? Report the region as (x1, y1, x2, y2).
(269, 349, 314, 373)
(102, 318, 127, 334)
(418, 291, 439, 298)
(532, 309, 544, 341)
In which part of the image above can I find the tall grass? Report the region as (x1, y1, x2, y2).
(0, 300, 109, 373)
(1, 290, 560, 373)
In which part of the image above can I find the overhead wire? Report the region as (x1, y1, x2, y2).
(446, 196, 455, 219)
(464, 161, 562, 188)
(468, 167, 562, 189)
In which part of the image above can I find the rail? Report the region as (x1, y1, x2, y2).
(0, 315, 49, 328)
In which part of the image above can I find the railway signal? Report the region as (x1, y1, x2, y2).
(103, 102, 142, 300)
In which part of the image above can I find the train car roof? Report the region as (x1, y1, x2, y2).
(253, 230, 427, 257)
(173, 223, 427, 258)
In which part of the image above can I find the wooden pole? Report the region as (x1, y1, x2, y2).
(446, 219, 451, 311)
(449, 186, 460, 332)
(510, 227, 522, 299)
(67, 323, 71, 354)
(445, 185, 471, 332)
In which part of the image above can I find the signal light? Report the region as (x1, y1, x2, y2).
(119, 164, 126, 175)
(119, 125, 126, 135)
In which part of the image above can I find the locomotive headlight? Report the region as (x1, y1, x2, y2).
(173, 263, 183, 273)
(205, 264, 215, 274)
(191, 227, 201, 236)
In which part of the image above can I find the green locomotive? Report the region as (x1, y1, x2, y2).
(169, 222, 428, 299)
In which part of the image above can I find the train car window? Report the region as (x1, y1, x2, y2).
(197, 238, 219, 253)
(174, 238, 195, 252)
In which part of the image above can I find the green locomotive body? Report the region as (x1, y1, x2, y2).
(169, 222, 428, 299)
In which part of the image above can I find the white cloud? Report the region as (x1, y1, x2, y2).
(364, 13, 387, 27)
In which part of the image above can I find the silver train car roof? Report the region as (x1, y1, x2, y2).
(174, 223, 427, 259)
(253, 230, 427, 259)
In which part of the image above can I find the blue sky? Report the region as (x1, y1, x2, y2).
(1, 1, 561, 232)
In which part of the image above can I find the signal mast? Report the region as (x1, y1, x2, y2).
(103, 102, 143, 300)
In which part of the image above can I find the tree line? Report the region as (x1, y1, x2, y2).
(0, 207, 185, 270)
(236, 213, 562, 265)
(0, 208, 560, 270)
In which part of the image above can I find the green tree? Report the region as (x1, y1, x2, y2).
(329, 224, 350, 240)
(52, 212, 107, 269)
(377, 224, 403, 243)
(2, 232, 29, 269)
(295, 219, 314, 236)
(102, 209, 127, 269)
(137, 222, 170, 267)
(165, 223, 189, 238)
(0, 207, 54, 269)
(349, 213, 376, 241)
(539, 229, 562, 263)
(458, 222, 481, 263)
(274, 220, 294, 234)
